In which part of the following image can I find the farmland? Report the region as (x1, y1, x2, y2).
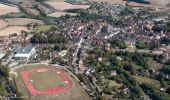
(5, 0, 53, 16)
(0, 19, 8, 29)
(4, 18, 44, 26)
(0, 3, 20, 15)
(145, 0, 170, 6)
(47, 12, 77, 17)
(89, 0, 126, 5)
(46, 0, 86, 3)
(0, 18, 44, 36)
(45, 1, 90, 11)
(0, 26, 28, 36)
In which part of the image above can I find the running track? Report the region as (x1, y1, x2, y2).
(21, 68, 73, 95)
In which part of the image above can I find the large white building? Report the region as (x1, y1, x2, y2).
(12, 45, 36, 61)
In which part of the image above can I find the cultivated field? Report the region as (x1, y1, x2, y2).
(0, 26, 28, 36)
(48, 11, 77, 17)
(148, 0, 170, 6)
(4, 18, 44, 26)
(47, 0, 86, 2)
(89, 0, 126, 5)
(0, 3, 20, 15)
(15, 64, 90, 100)
(127, 0, 170, 8)
(47, 0, 66, 1)
(45, 1, 90, 11)
(0, 19, 8, 29)
(0, 18, 44, 36)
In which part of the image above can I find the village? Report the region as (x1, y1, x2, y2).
(0, 0, 170, 100)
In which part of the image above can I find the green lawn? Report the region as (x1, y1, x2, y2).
(29, 70, 64, 91)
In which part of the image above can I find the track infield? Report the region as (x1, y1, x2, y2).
(20, 67, 73, 95)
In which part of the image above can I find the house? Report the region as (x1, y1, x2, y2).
(111, 70, 117, 76)
(0, 53, 5, 60)
(12, 45, 36, 61)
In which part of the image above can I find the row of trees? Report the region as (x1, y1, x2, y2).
(136, 41, 159, 50)
(0, 65, 9, 96)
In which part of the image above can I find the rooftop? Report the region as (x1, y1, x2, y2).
(12, 45, 34, 54)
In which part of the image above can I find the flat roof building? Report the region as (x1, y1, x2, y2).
(13, 45, 36, 62)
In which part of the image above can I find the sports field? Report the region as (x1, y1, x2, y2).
(21, 67, 73, 95)
(15, 64, 90, 100)
(29, 70, 63, 91)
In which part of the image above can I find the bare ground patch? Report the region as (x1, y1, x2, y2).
(0, 3, 20, 15)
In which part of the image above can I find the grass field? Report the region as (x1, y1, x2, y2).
(0, 3, 20, 15)
(15, 64, 90, 100)
(132, 75, 160, 88)
(29, 70, 64, 91)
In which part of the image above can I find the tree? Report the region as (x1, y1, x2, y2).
(152, 25, 163, 32)
(132, 52, 148, 69)
(136, 42, 148, 49)
(0, 65, 10, 77)
(53, 44, 62, 51)
(166, 87, 170, 94)
(141, 83, 170, 100)
(132, 86, 143, 98)
(161, 66, 170, 75)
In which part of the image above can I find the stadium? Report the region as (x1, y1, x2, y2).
(15, 64, 90, 100)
